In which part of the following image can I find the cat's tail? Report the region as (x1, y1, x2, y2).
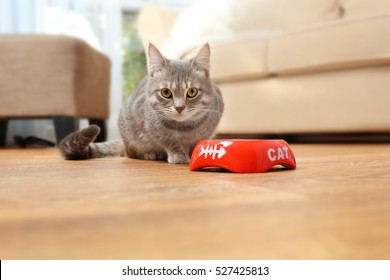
(59, 125, 125, 160)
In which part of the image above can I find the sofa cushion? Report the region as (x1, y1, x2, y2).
(341, 0, 390, 18)
(183, 33, 273, 83)
(233, 0, 340, 31)
(161, 0, 235, 59)
(268, 14, 390, 75)
(137, 4, 179, 52)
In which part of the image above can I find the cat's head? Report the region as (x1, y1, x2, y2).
(146, 43, 215, 123)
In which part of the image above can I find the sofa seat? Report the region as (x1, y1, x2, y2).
(218, 67, 390, 134)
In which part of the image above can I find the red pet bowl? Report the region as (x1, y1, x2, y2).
(189, 139, 296, 173)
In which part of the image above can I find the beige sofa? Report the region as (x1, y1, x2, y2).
(138, 0, 390, 136)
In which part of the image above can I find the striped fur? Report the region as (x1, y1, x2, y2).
(59, 43, 224, 164)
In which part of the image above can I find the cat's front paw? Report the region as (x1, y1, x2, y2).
(167, 153, 189, 164)
(141, 152, 166, 161)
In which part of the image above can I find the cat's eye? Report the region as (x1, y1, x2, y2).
(161, 88, 173, 99)
(187, 87, 198, 98)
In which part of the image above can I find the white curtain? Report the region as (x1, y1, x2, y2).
(0, 0, 122, 143)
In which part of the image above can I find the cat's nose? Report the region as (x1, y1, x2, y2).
(175, 106, 185, 113)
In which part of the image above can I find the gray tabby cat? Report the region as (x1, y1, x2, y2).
(59, 43, 224, 164)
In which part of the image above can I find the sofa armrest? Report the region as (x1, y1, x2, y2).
(137, 5, 179, 52)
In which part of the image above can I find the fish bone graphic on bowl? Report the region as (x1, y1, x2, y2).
(198, 141, 233, 160)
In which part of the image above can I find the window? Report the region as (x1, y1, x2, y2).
(122, 10, 147, 99)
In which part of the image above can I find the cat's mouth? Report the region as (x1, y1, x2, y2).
(170, 110, 192, 122)
(161, 114, 206, 131)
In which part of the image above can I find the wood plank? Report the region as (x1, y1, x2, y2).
(0, 144, 389, 259)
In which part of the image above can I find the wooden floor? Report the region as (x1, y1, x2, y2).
(0, 144, 389, 259)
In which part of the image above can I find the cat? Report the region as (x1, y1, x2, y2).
(59, 43, 224, 164)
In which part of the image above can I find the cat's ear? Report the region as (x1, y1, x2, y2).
(147, 43, 167, 76)
(191, 43, 210, 72)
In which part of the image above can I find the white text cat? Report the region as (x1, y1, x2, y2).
(267, 147, 289, 161)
